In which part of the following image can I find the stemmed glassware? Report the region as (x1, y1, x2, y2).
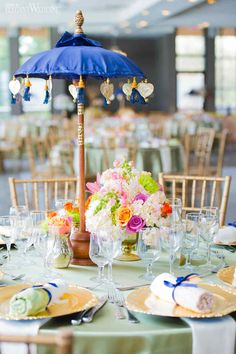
(0, 216, 15, 270)
(160, 223, 183, 275)
(182, 213, 200, 269)
(9, 205, 29, 217)
(199, 206, 219, 270)
(137, 227, 162, 281)
(168, 198, 182, 223)
(97, 231, 121, 286)
(89, 233, 108, 283)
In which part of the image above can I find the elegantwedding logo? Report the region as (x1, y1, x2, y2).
(5, 2, 60, 14)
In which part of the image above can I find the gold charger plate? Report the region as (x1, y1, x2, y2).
(0, 283, 98, 320)
(217, 266, 235, 286)
(213, 241, 236, 246)
(126, 284, 236, 318)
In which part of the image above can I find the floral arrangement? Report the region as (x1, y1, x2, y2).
(86, 159, 172, 236)
(63, 202, 80, 224)
(47, 212, 72, 236)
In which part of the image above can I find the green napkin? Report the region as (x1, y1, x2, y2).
(9, 287, 50, 316)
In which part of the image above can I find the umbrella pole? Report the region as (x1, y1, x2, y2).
(70, 102, 94, 266)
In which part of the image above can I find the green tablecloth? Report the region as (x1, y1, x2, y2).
(30, 251, 234, 354)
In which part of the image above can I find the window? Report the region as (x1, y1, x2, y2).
(215, 29, 236, 113)
(19, 28, 51, 112)
(176, 28, 205, 111)
(0, 29, 10, 113)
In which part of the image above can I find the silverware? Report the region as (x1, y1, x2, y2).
(117, 283, 150, 291)
(115, 290, 140, 324)
(82, 295, 107, 323)
(71, 307, 95, 326)
(108, 286, 126, 320)
(3, 273, 25, 281)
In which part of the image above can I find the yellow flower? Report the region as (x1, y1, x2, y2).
(116, 206, 132, 227)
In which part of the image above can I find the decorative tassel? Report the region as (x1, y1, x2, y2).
(77, 75, 85, 104)
(23, 76, 32, 101)
(43, 81, 50, 104)
(137, 79, 154, 103)
(11, 93, 16, 104)
(100, 78, 114, 104)
(130, 77, 145, 104)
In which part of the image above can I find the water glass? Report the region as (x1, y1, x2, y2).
(89, 233, 108, 283)
(138, 227, 162, 281)
(182, 213, 200, 269)
(0, 216, 14, 264)
(168, 197, 182, 223)
(97, 231, 121, 285)
(199, 207, 219, 269)
(161, 223, 183, 275)
(9, 205, 29, 217)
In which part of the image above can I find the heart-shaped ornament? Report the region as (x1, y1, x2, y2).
(68, 84, 77, 100)
(137, 82, 154, 99)
(9, 79, 21, 96)
(100, 82, 114, 104)
(122, 83, 132, 98)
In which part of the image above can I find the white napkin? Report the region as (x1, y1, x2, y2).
(183, 316, 236, 354)
(0, 318, 48, 354)
(214, 226, 236, 243)
(150, 273, 213, 313)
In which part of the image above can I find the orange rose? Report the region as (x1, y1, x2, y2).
(161, 203, 172, 217)
(116, 206, 132, 227)
(64, 202, 73, 212)
(48, 211, 57, 218)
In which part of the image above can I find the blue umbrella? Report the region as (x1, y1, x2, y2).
(10, 10, 154, 266)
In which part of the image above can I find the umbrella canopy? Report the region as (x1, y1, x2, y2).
(14, 32, 145, 80)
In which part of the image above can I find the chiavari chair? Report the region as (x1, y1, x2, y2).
(159, 173, 231, 227)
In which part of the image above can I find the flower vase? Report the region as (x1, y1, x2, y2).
(116, 232, 140, 261)
(48, 232, 73, 269)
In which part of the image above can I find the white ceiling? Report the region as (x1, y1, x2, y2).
(0, 0, 235, 37)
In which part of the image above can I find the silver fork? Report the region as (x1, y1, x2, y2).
(108, 286, 126, 320)
(115, 290, 140, 323)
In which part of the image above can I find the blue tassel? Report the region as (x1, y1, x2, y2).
(43, 90, 50, 104)
(130, 88, 145, 104)
(77, 87, 85, 104)
(11, 94, 16, 104)
(103, 96, 108, 108)
(23, 86, 31, 101)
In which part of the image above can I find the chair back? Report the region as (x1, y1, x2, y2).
(214, 129, 228, 176)
(9, 177, 78, 210)
(184, 128, 215, 175)
(159, 173, 231, 226)
(0, 329, 73, 354)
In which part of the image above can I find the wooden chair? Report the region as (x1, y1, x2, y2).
(158, 173, 231, 226)
(183, 128, 216, 176)
(0, 329, 73, 354)
(210, 129, 228, 177)
(9, 177, 79, 210)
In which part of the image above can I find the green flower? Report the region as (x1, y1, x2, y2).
(139, 174, 159, 194)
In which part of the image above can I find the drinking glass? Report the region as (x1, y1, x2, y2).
(0, 216, 15, 266)
(13, 214, 33, 256)
(161, 223, 183, 275)
(98, 231, 121, 285)
(168, 198, 182, 223)
(137, 227, 162, 281)
(30, 211, 48, 254)
(89, 233, 108, 283)
(182, 213, 200, 269)
(9, 205, 29, 217)
(199, 207, 219, 269)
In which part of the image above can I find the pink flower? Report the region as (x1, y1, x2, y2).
(126, 215, 145, 234)
(133, 193, 148, 203)
(113, 160, 122, 168)
(86, 173, 101, 194)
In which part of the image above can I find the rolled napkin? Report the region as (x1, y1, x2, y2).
(214, 226, 236, 243)
(9, 279, 67, 317)
(232, 268, 236, 287)
(150, 273, 214, 313)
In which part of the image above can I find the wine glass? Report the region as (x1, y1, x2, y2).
(199, 207, 219, 270)
(13, 215, 33, 258)
(137, 227, 162, 281)
(182, 213, 200, 269)
(89, 233, 108, 283)
(98, 231, 121, 285)
(160, 223, 183, 275)
(0, 216, 15, 269)
(9, 205, 29, 217)
(168, 197, 182, 223)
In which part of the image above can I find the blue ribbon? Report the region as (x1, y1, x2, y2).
(164, 273, 199, 303)
(228, 222, 236, 227)
(32, 282, 58, 306)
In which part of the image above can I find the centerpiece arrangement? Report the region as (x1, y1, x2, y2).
(86, 159, 172, 261)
